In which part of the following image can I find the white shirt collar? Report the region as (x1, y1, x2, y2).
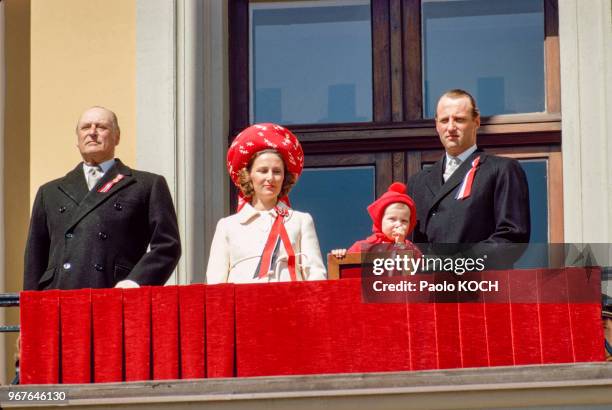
(83, 158, 116, 176)
(446, 145, 477, 165)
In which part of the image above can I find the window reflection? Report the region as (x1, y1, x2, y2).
(514, 159, 548, 268)
(250, 1, 372, 125)
(290, 166, 375, 257)
(422, 0, 545, 117)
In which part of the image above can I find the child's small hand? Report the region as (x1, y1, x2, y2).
(391, 226, 407, 243)
(331, 249, 348, 259)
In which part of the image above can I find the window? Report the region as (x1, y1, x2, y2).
(290, 165, 376, 255)
(422, 0, 546, 117)
(250, 1, 372, 124)
(229, 0, 562, 251)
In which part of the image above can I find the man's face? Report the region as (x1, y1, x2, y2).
(435, 95, 480, 157)
(76, 108, 119, 164)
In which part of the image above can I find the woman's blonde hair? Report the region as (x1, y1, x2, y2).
(237, 149, 297, 200)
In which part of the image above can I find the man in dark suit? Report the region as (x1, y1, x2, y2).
(24, 106, 181, 290)
(408, 90, 530, 266)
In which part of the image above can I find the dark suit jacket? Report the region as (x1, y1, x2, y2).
(24, 160, 181, 290)
(408, 150, 530, 246)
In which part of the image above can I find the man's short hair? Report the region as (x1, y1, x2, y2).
(437, 89, 480, 119)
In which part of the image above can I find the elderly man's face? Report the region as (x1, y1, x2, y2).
(435, 95, 480, 157)
(76, 108, 119, 164)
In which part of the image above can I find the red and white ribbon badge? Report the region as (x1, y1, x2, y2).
(98, 174, 125, 193)
(455, 156, 480, 200)
(255, 206, 297, 281)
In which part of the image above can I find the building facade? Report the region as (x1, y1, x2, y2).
(1, 0, 611, 384)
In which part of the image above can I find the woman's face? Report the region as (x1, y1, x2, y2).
(249, 152, 285, 204)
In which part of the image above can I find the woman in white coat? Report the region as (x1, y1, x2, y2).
(206, 123, 326, 284)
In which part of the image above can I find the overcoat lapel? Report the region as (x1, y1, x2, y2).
(425, 150, 486, 226)
(424, 158, 444, 197)
(431, 158, 469, 204)
(65, 160, 135, 233)
(58, 163, 89, 205)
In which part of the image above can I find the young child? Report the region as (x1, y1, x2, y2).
(332, 182, 422, 258)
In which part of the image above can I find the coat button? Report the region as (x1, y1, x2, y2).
(114, 202, 123, 210)
(59, 206, 67, 213)
(63, 262, 71, 270)
(65, 232, 74, 239)
(98, 232, 108, 240)
(94, 264, 104, 272)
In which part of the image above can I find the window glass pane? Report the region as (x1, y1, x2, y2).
(289, 166, 375, 257)
(521, 159, 548, 243)
(250, 1, 372, 125)
(422, 0, 545, 117)
(515, 159, 548, 268)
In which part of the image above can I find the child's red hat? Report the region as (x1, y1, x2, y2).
(367, 182, 417, 234)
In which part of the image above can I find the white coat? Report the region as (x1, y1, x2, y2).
(206, 203, 327, 284)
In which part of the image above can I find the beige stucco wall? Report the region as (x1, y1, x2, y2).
(30, 0, 136, 199)
(3, 0, 31, 385)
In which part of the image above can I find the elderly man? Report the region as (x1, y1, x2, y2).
(408, 89, 530, 261)
(24, 106, 181, 290)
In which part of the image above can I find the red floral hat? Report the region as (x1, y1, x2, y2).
(367, 182, 417, 234)
(227, 123, 304, 211)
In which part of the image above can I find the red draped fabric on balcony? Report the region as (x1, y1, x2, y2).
(19, 269, 605, 384)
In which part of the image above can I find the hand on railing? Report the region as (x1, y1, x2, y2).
(331, 249, 348, 259)
(114, 280, 140, 289)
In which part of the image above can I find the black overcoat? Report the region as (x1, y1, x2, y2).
(24, 160, 181, 290)
(408, 150, 531, 245)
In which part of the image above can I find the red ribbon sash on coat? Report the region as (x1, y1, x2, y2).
(256, 207, 297, 281)
(455, 156, 480, 200)
(98, 174, 125, 193)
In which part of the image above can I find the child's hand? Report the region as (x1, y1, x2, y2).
(331, 249, 348, 259)
(391, 226, 407, 244)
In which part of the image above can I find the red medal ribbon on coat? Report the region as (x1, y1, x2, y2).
(257, 206, 297, 281)
(98, 174, 125, 193)
(455, 156, 480, 200)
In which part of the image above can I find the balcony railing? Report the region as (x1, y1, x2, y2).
(1, 292, 20, 384)
(0, 292, 20, 333)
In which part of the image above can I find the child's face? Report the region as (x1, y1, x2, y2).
(381, 203, 411, 243)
